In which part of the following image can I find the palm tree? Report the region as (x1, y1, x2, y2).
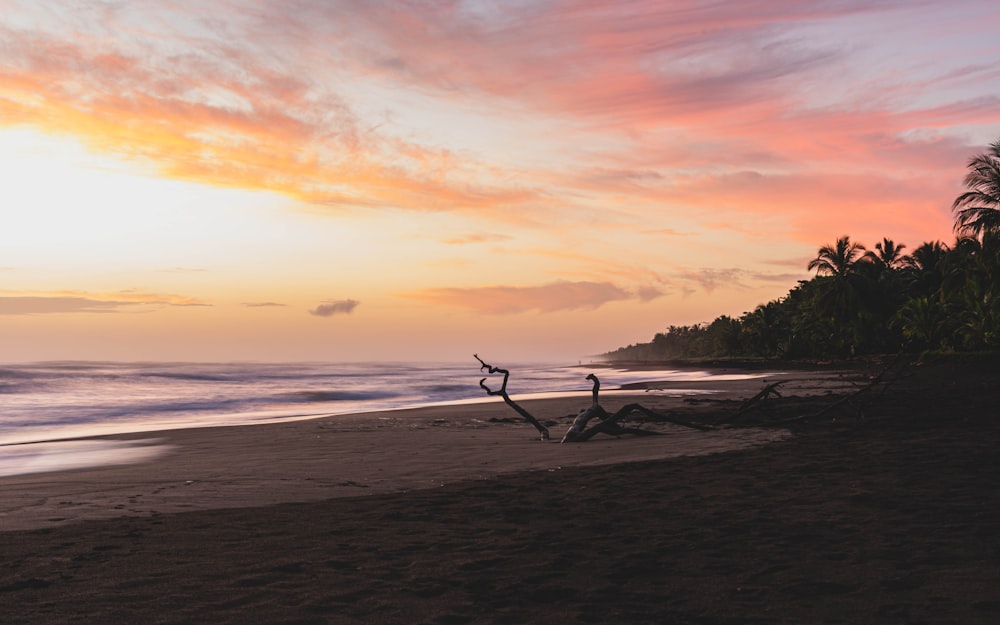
(902, 240, 949, 299)
(942, 233, 1000, 349)
(807, 236, 869, 355)
(953, 138, 1000, 238)
(903, 240, 949, 274)
(807, 235, 866, 277)
(863, 238, 907, 271)
(892, 296, 951, 351)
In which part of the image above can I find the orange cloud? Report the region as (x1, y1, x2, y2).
(0, 26, 541, 215)
(441, 233, 514, 245)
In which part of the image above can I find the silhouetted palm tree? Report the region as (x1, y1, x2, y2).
(863, 238, 907, 271)
(892, 296, 951, 351)
(902, 240, 949, 298)
(953, 139, 1000, 238)
(903, 241, 949, 274)
(807, 235, 866, 277)
(807, 236, 869, 355)
(942, 234, 1000, 349)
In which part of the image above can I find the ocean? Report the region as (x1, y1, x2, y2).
(0, 360, 767, 476)
(0, 360, 774, 445)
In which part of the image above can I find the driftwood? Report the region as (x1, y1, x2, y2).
(731, 380, 786, 419)
(476, 356, 712, 442)
(561, 374, 713, 442)
(781, 353, 907, 424)
(561, 374, 652, 442)
(475, 354, 550, 440)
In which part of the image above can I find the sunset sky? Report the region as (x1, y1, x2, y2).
(2, 0, 999, 363)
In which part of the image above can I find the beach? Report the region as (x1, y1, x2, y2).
(2, 359, 999, 624)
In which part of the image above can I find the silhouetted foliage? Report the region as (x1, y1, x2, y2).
(952, 139, 1000, 238)
(606, 139, 1000, 361)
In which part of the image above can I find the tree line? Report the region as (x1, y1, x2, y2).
(606, 139, 1000, 361)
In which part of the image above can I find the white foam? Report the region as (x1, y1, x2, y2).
(0, 438, 173, 477)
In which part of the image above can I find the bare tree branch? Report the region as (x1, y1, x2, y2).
(475, 354, 550, 440)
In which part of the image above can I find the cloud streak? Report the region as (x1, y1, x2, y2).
(309, 299, 360, 317)
(0, 291, 208, 314)
(404, 281, 659, 314)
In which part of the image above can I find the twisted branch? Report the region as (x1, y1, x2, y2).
(475, 354, 550, 440)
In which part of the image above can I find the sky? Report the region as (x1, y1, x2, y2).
(2, 0, 999, 363)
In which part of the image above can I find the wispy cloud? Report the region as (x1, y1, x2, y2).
(1, 0, 994, 242)
(641, 228, 689, 237)
(156, 267, 207, 273)
(0, 297, 124, 315)
(0, 18, 541, 215)
(636, 285, 666, 302)
(678, 269, 748, 294)
(672, 267, 810, 294)
(309, 299, 359, 317)
(243, 301, 286, 308)
(0, 290, 208, 314)
(403, 281, 658, 314)
(441, 233, 513, 245)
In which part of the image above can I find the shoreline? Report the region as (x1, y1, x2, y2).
(0, 388, 798, 532)
(0, 359, 798, 448)
(0, 367, 864, 530)
(0, 362, 851, 463)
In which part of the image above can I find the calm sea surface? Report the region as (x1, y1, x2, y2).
(0, 361, 768, 476)
(0, 360, 771, 445)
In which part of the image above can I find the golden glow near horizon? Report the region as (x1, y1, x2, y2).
(2, 1, 999, 362)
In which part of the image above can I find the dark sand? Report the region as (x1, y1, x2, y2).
(2, 360, 999, 624)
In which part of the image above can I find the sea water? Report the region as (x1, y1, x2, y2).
(0, 361, 767, 475)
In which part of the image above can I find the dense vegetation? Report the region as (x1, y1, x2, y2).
(606, 139, 1000, 361)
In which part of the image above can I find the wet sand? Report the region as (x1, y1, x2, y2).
(2, 360, 998, 624)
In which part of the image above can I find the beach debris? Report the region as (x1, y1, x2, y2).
(731, 380, 786, 419)
(475, 354, 550, 440)
(475, 355, 713, 442)
(560, 373, 713, 442)
(722, 352, 910, 426)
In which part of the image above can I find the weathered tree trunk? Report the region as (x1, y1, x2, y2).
(560, 374, 608, 442)
(560, 373, 714, 442)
